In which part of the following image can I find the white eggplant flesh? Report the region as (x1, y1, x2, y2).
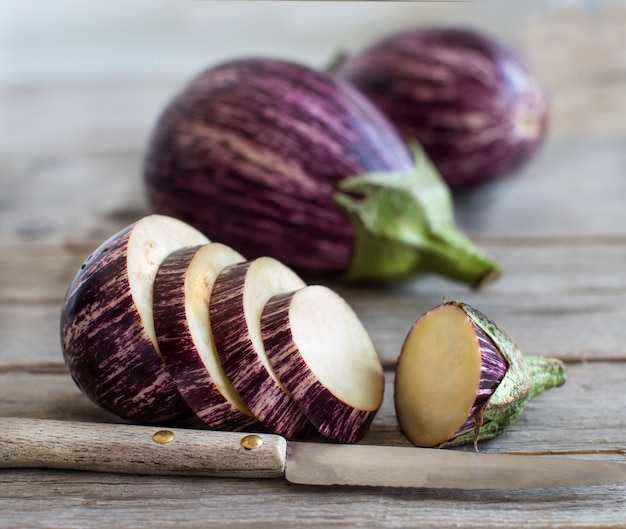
(394, 303, 483, 447)
(262, 285, 384, 443)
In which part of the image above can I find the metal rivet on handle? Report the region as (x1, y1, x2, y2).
(153, 430, 175, 444)
(240, 434, 263, 450)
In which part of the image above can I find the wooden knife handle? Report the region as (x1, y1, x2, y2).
(0, 417, 286, 478)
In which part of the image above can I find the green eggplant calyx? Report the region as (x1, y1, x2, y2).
(334, 143, 500, 286)
(440, 301, 567, 449)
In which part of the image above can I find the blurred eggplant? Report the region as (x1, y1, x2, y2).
(335, 27, 550, 192)
(144, 58, 499, 285)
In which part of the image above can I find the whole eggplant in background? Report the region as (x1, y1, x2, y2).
(334, 27, 550, 192)
(144, 58, 499, 286)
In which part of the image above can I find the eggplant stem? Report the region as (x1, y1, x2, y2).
(524, 355, 568, 400)
(334, 143, 500, 286)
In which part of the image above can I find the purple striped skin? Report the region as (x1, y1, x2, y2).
(209, 260, 315, 440)
(453, 322, 508, 438)
(144, 58, 414, 276)
(261, 292, 380, 444)
(335, 28, 550, 192)
(60, 224, 192, 424)
(153, 245, 260, 431)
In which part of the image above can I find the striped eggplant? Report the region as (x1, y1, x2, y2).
(334, 28, 550, 192)
(152, 243, 261, 431)
(261, 285, 384, 444)
(394, 301, 567, 449)
(60, 215, 209, 423)
(144, 58, 499, 286)
(209, 257, 315, 440)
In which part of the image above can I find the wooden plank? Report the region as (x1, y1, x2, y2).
(3, 137, 626, 246)
(455, 137, 626, 239)
(519, 5, 626, 138)
(0, 82, 175, 155)
(3, 239, 626, 367)
(0, 305, 63, 368)
(0, 364, 623, 454)
(0, 370, 122, 425)
(0, 365, 624, 528)
(1, 78, 626, 248)
(6, 278, 624, 369)
(0, 469, 623, 529)
(0, 151, 149, 247)
(0, 244, 85, 303)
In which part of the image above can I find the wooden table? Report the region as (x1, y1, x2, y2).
(2, 6, 625, 528)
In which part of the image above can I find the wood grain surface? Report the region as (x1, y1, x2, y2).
(1, 3, 626, 528)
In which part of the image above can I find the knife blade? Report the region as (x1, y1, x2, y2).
(1, 418, 624, 489)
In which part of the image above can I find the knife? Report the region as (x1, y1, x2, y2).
(1, 418, 624, 489)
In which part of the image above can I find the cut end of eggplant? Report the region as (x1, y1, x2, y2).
(263, 285, 384, 443)
(61, 214, 209, 423)
(127, 214, 210, 348)
(394, 303, 484, 447)
(394, 301, 566, 449)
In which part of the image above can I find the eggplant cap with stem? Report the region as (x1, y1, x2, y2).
(334, 144, 500, 287)
(439, 301, 568, 449)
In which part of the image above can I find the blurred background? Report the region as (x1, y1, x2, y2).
(2, 0, 626, 241)
(3, 0, 626, 132)
(5, 1, 548, 84)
